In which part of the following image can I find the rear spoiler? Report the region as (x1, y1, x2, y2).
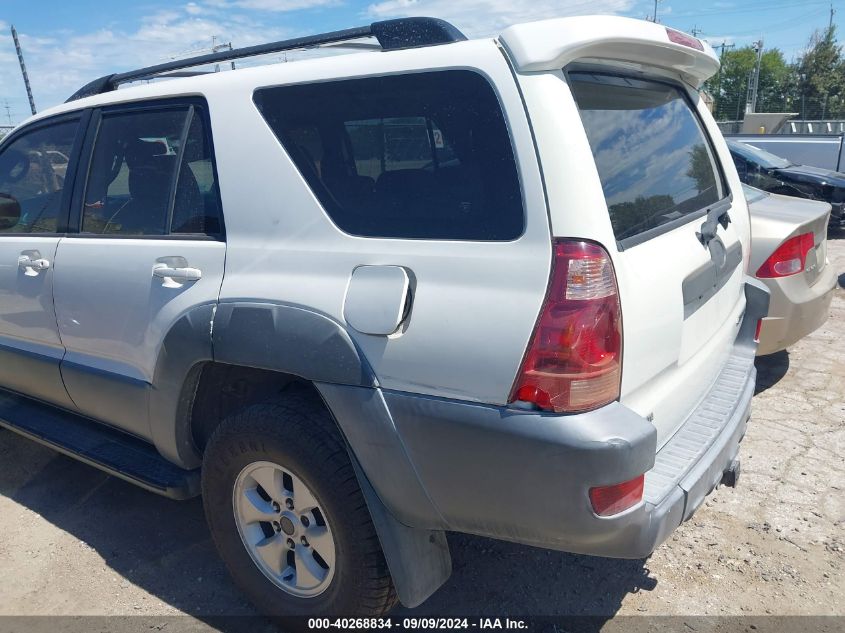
(499, 16, 719, 87)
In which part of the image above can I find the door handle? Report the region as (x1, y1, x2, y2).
(152, 263, 202, 282)
(18, 255, 51, 273)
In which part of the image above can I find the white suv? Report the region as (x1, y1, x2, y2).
(0, 15, 768, 619)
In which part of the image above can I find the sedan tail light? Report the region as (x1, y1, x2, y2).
(510, 240, 622, 413)
(756, 232, 814, 278)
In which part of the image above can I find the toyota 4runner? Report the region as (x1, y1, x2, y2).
(0, 15, 768, 618)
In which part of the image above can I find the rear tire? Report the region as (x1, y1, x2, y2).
(201, 386, 398, 619)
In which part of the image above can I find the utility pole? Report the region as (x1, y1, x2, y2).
(746, 38, 764, 114)
(212, 36, 235, 72)
(650, 0, 661, 22)
(10, 25, 36, 116)
(714, 41, 734, 119)
(3, 100, 13, 126)
(691, 25, 703, 37)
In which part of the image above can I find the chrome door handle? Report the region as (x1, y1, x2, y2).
(18, 255, 51, 272)
(152, 263, 202, 282)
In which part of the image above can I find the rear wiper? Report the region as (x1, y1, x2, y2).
(696, 198, 732, 247)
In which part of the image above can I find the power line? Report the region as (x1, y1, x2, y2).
(704, 7, 829, 38)
(669, 0, 830, 19)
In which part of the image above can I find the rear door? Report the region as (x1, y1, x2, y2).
(53, 100, 225, 438)
(0, 114, 84, 408)
(569, 71, 748, 445)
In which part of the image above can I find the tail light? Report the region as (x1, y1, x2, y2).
(589, 475, 644, 516)
(666, 27, 704, 51)
(756, 232, 814, 278)
(510, 239, 622, 413)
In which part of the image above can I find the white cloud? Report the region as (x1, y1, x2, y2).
(204, 0, 340, 10)
(0, 5, 292, 121)
(365, 0, 636, 37)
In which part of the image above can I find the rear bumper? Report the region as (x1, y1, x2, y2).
(325, 277, 770, 559)
(384, 347, 755, 559)
(757, 262, 836, 355)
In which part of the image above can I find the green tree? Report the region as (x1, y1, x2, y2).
(704, 46, 793, 120)
(795, 26, 845, 119)
(757, 49, 794, 113)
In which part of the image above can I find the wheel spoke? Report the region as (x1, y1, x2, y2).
(295, 547, 327, 588)
(291, 473, 320, 513)
(306, 525, 335, 567)
(241, 488, 278, 524)
(254, 534, 287, 576)
(250, 465, 286, 501)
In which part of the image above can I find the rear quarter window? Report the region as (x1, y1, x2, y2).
(570, 72, 725, 245)
(253, 70, 524, 241)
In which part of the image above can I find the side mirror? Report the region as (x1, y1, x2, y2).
(0, 193, 22, 230)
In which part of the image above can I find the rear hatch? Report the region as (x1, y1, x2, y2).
(501, 17, 750, 446)
(570, 71, 746, 446)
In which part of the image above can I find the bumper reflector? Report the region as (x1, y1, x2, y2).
(589, 474, 645, 516)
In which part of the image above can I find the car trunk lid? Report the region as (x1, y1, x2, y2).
(746, 186, 831, 285)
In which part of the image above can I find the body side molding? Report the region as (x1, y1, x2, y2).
(149, 303, 216, 468)
(212, 302, 377, 388)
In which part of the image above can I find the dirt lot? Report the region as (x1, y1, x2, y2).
(0, 237, 843, 627)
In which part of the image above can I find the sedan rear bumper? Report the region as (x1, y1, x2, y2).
(757, 263, 836, 355)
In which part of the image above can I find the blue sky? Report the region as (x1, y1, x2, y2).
(1, 0, 841, 125)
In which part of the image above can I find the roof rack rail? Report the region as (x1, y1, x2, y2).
(66, 17, 467, 103)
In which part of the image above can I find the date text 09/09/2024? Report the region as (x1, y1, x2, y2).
(307, 618, 529, 630)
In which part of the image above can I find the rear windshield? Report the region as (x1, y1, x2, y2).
(570, 72, 725, 243)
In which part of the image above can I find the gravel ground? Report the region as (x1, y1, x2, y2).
(0, 237, 843, 627)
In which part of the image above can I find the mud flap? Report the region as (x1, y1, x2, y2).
(349, 455, 452, 608)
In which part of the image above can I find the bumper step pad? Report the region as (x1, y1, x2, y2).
(644, 349, 755, 506)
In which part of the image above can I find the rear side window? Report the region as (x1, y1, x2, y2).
(570, 72, 724, 243)
(82, 105, 222, 237)
(0, 119, 79, 234)
(254, 70, 524, 240)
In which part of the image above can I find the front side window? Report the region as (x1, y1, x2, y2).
(82, 105, 222, 237)
(254, 70, 524, 240)
(570, 72, 725, 243)
(0, 119, 79, 234)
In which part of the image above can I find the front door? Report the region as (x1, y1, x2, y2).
(53, 101, 226, 439)
(0, 115, 83, 407)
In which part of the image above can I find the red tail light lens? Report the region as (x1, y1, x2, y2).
(756, 232, 814, 278)
(589, 475, 645, 516)
(510, 240, 622, 413)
